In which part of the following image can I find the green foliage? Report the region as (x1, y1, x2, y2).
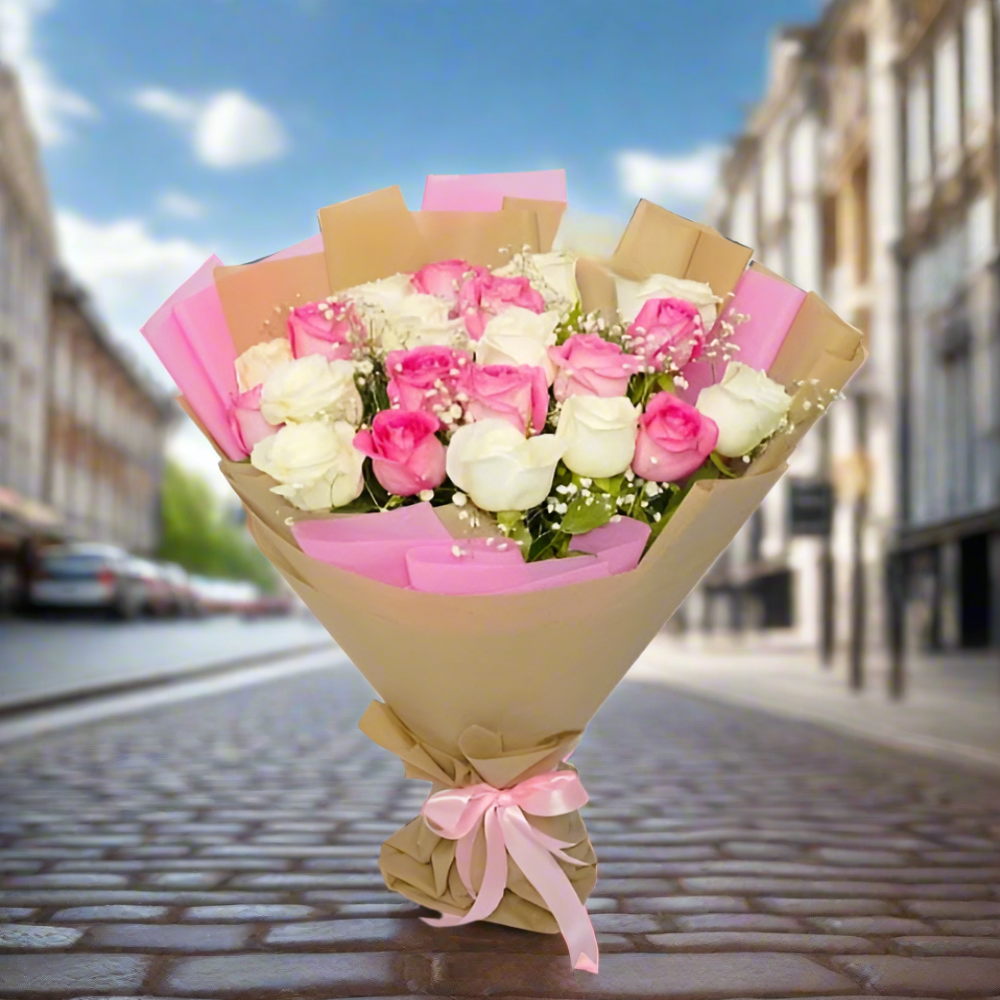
(708, 450, 738, 478)
(559, 491, 615, 535)
(497, 511, 533, 549)
(156, 461, 278, 593)
(355, 363, 391, 426)
(628, 370, 673, 408)
(554, 303, 584, 345)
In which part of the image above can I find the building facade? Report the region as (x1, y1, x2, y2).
(689, 0, 999, 656)
(0, 62, 172, 579)
(892, 0, 1000, 651)
(0, 63, 54, 508)
(47, 272, 172, 553)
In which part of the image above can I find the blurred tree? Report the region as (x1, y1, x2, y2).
(157, 461, 277, 593)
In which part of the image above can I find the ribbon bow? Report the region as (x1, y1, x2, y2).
(421, 769, 599, 974)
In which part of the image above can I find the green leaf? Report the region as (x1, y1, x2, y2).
(554, 303, 583, 344)
(709, 451, 738, 478)
(527, 529, 559, 563)
(559, 493, 615, 535)
(656, 373, 675, 393)
(643, 486, 685, 553)
(497, 510, 532, 548)
(557, 548, 591, 559)
(591, 474, 625, 497)
(332, 495, 382, 514)
(685, 461, 722, 486)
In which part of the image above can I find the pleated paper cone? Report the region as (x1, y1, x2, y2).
(187, 184, 865, 935)
(226, 460, 786, 754)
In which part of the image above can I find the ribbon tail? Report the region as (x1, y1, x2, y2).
(527, 827, 589, 868)
(502, 808, 599, 974)
(423, 806, 507, 929)
(455, 828, 477, 900)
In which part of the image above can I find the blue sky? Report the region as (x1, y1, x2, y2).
(3, 0, 823, 479)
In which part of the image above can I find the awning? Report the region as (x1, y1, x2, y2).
(0, 487, 64, 532)
(892, 506, 1000, 552)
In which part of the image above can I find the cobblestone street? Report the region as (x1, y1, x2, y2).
(1, 662, 1000, 999)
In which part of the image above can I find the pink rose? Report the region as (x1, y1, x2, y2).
(288, 300, 364, 361)
(632, 392, 718, 482)
(411, 259, 486, 302)
(459, 363, 549, 436)
(386, 345, 471, 418)
(457, 272, 546, 339)
(627, 298, 705, 372)
(548, 333, 643, 401)
(228, 384, 281, 455)
(353, 410, 446, 497)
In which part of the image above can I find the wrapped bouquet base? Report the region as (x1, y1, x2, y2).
(361, 702, 597, 946)
(148, 171, 865, 973)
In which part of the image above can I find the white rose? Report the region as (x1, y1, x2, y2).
(446, 418, 566, 512)
(380, 293, 470, 353)
(695, 362, 792, 457)
(235, 338, 293, 393)
(475, 307, 561, 383)
(496, 251, 579, 310)
(251, 420, 364, 511)
(260, 355, 362, 426)
(344, 272, 414, 312)
(555, 395, 641, 479)
(616, 274, 720, 330)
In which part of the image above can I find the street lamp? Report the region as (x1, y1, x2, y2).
(832, 415, 871, 693)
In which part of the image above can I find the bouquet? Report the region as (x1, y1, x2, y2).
(143, 171, 864, 972)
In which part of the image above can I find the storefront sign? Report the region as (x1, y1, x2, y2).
(789, 481, 834, 536)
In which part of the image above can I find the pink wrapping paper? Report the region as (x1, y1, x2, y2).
(292, 503, 624, 593)
(494, 557, 611, 595)
(172, 284, 237, 405)
(422, 170, 567, 211)
(140, 255, 245, 461)
(569, 517, 650, 575)
(407, 544, 609, 595)
(677, 267, 807, 404)
(294, 503, 450, 544)
(293, 504, 454, 588)
(404, 543, 526, 594)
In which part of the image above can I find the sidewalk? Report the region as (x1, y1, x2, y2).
(1, 662, 999, 998)
(633, 634, 1000, 773)
(0, 615, 332, 711)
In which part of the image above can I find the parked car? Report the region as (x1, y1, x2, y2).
(29, 544, 147, 620)
(189, 576, 232, 615)
(129, 559, 174, 616)
(159, 562, 198, 616)
(241, 593, 293, 620)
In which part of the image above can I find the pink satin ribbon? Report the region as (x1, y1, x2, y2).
(421, 770, 599, 974)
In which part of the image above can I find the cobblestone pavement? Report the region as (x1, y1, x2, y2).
(1, 663, 1000, 999)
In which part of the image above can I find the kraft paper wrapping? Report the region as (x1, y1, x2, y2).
(357, 701, 596, 933)
(182, 188, 864, 933)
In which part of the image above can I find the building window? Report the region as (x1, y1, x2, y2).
(932, 27, 962, 176)
(905, 61, 932, 207)
(963, 0, 994, 147)
(937, 309, 976, 514)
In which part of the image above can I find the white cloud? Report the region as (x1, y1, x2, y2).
(0, 0, 97, 145)
(55, 208, 215, 386)
(55, 208, 232, 492)
(615, 146, 724, 206)
(157, 190, 207, 220)
(195, 90, 288, 168)
(131, 86, 197, 124)
(131, 86, 289, 169)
